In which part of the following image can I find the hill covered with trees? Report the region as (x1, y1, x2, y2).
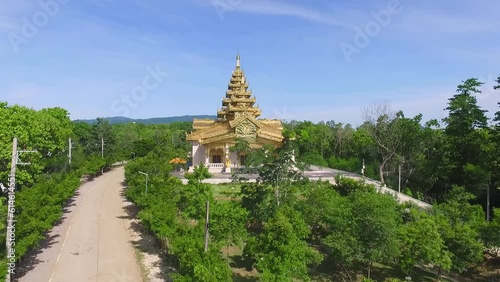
(74, 115, 216, 125)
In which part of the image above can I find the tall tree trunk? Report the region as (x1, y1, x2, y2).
(367, 261, 372, 279)
(379, 159, 387, 185)
(341, 263, 352, 281)
(435, 266, 442, 281)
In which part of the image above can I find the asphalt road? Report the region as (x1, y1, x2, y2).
(17, 167, 142, 282)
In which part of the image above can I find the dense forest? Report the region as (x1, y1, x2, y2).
(0, 76, 499, 281)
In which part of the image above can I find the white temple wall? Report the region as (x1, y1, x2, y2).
(192, 141, 205, 167)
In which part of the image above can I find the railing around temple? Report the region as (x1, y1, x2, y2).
(206, 163, 224, 168)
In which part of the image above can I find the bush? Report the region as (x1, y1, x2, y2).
(301, 152, 328, 167)
(328, 156, 360, 172)
(333, 176, 376, 196)
(404, 188, 413, 197)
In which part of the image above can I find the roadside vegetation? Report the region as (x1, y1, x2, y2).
(1, 75, 500, 280)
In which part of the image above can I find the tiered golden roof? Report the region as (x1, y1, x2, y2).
(186, 54, 283, 146)
(217, 54, 261, 120)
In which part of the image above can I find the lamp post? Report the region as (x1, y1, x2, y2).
(139, 171, 148, 194)
(398, 164, 401, 193)
(361, 158, 365, 177)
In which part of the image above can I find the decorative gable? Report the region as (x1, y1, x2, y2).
(236, 119, 257, 139)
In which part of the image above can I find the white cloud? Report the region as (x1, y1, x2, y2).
(197, 0, 353, 28)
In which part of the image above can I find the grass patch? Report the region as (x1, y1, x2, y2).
(224, 245, 259, 281)
(133, 244, 150, 282)
(311, 258, 453, 282)
(210, 183, 243, 200)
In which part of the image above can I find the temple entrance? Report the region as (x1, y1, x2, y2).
(212, 155, 222, 163)
(210, 149, 223, 163)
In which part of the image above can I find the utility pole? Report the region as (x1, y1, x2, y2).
(68, 138, 72, 164)
(68, 137, 74, 164)
(101, 138, 104, 174)
(398, 164, 401, 193)
(204, 201, 210, 253)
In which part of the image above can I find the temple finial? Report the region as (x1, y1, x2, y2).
(236, 48, 240, 68)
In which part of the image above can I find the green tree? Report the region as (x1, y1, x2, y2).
(211, 201, 248, 258)
(391, 112, 423, 189)
(300, 181, 357, 280)
(443, 78, 489, 196)
(178, 182, 213, 220)
(328, 121, 355, 158)
(488, 76, 500, 217)
(131, 139, 155, 158)
(0, 103, 73, 185)
(256, 137, 304, 206)
(433, 186, 485, 272)
(362, 102, 404, 184)
(185, 163, 212, 184)
(481, 208, 500, 250)
(399, 209, 451, 278)
(91, 118, 116, 158)
(170, 224, 233, 282)
(230, 137, 251, 155)
(240, 183, 275, 228)
(246, 205, 322, 281)
(229, 137, 253, 176)
(408, 119, 448, 200)
(351, 189, 401, 279)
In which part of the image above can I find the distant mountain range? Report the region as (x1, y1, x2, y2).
(73, 115, 216, 125)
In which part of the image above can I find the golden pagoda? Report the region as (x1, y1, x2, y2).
(187, 54, 284, 173)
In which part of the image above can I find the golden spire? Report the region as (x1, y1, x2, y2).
(217, 54, 261, 120)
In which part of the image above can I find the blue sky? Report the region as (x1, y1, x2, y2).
(1, 0, 500, 125)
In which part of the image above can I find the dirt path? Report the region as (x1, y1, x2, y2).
(16, 167, 142, 282)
